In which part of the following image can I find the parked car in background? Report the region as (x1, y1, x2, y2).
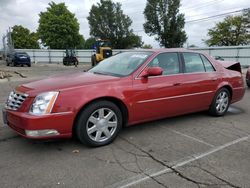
(246, 67, 250, 88)
(2, 49, 245, 147)
(214, 56, 224, 61)
(6, 52, 31, 67)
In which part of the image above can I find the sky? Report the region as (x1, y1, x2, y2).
(0, 0, 249, 49)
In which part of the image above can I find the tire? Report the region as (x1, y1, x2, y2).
(91, 55, 96, 67)
(75, 101, 123, 147)
(28, 63, 31, 67)
(209, 88, 231, 116)
(247, 80, 250, 88)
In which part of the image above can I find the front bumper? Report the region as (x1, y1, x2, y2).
(14, 60, 30, 65)
(3, 108, 74, 139)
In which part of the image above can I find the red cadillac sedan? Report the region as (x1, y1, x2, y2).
(2, 49, 245, 146)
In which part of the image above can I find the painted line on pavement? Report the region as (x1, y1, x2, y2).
(114, 135, 250, 188)
(170, 129, 215, 147)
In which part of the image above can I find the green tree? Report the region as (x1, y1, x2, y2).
(11, 25, 39, 49)
(205, 14, 250, 46)
(243, 8, 250, 26)
(142, 44, 153, 49)
(76, 35, 85, 49)
(144, 0, 187, 48)
(87, 0, 142, 49)
(38, 1, 83, 49)
(83, 37, 96, 49)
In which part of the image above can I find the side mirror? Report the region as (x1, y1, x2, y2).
(141, 67, 163, 78)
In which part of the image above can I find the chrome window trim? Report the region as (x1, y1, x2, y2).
(135, 71, 217, 80)
(137, 91, 214, 104)
(135, 52, 218, 80)
(135, 52, 182, 80)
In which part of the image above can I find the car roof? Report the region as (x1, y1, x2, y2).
(131, 48, 205, 54)
(15, 52, 27, 54)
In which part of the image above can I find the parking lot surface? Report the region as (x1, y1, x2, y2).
(0, 61, 250, 188)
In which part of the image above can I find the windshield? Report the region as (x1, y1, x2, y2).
(98, 41, 111, 47)
(89, 51, 153, 77)
(16, 52, 28, 57)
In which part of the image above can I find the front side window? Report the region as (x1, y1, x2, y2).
(183, 53, 205, 73)
(148, 52, 180, 75)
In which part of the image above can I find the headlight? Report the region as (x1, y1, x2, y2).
(29, 91, 59, 115)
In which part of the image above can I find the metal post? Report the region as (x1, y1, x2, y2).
(48, 48, 51, 63)
(2, 35, 6, 60)
(33, 49, 36, 63)
(8, 27, 14, 51)
(236, 47, 240, 62)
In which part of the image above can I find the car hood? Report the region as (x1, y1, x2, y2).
(16, 71, 120, 96)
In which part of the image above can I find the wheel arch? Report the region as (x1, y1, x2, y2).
(215, 83, 233, 100)
(72, 96, 129, 136)
(222, 85, 233, 99)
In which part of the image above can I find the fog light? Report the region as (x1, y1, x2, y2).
(25, 129, 59, 137)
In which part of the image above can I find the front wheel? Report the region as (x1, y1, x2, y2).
(209, 88, 230, 116)
(75, 101, 123, 147)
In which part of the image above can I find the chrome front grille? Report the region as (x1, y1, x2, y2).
(5, 91, 28, 110)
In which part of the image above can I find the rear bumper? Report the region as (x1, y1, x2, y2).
(231, 86, 245, 103)
(4, 109, 74, 139)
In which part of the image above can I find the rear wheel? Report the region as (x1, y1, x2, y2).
(75, 101, 122, 147)
(209, 88, 230, 116)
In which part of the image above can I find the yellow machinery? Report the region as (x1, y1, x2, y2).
(91, 39, 112, 66)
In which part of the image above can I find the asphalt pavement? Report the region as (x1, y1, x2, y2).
(0, 61, 250, 188)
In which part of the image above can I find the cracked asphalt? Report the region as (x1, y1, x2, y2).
(0, 60, 250, 188)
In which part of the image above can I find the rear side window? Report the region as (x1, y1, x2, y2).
(183, 53, 205, 73)
(201, 55, 215, 72)
(148, 52, 180, 75)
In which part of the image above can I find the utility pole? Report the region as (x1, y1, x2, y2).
(2, 35, 7, 59)
(1, 27, 15, 60)
(7, 27, 14, 52)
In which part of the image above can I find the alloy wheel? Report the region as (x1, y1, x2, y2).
(86, 108, 118, 142)
(215, 91, 229, 113)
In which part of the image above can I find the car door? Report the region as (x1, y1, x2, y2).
(179, 52, 220, 112)
(131, 52, 191, 123)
